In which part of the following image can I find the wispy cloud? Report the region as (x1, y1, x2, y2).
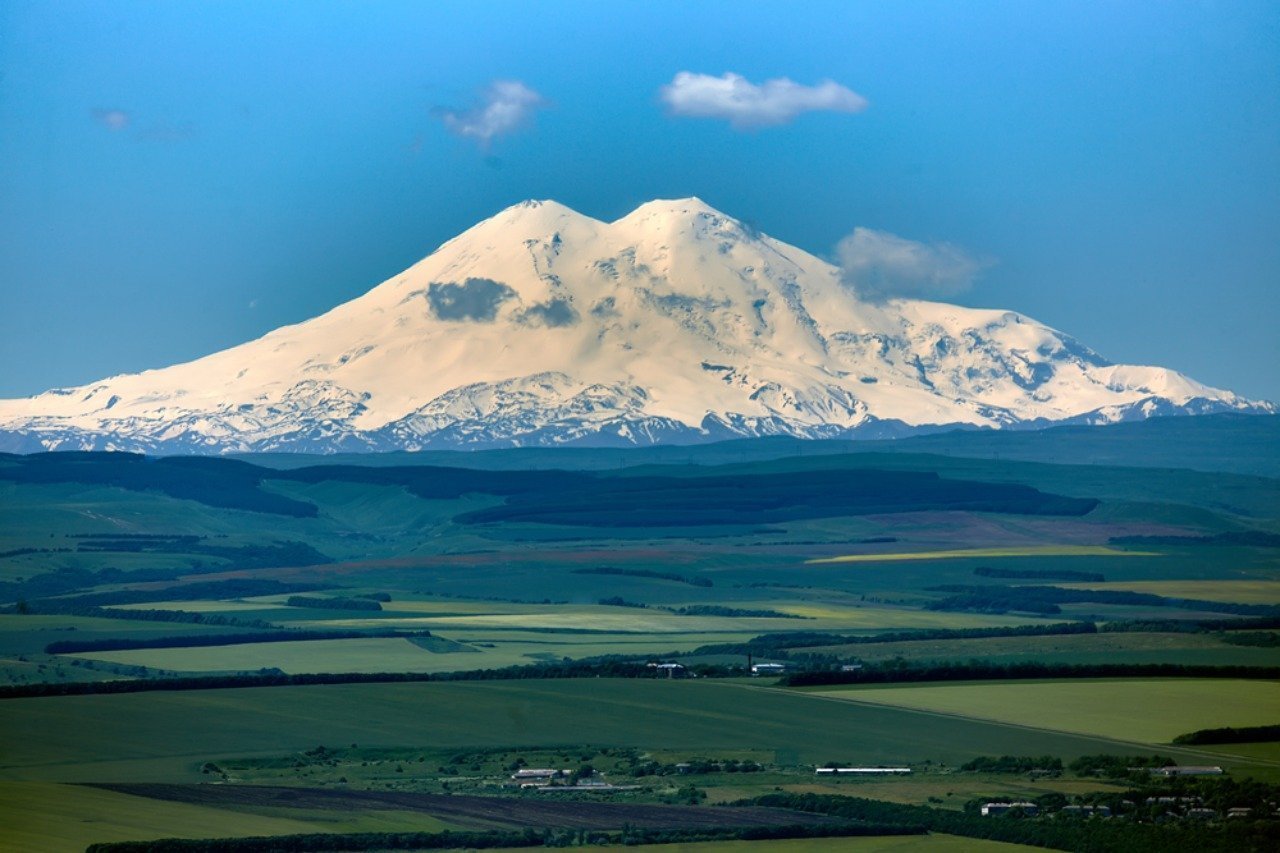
(660, 72, 867, 129)
(836, 228, 991, 301)
(91, 108, 131, 131)
(436, 80, 546, 147)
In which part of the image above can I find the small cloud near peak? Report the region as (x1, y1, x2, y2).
(91, 108, 130, 131)
(837, 227, 992, 301)
(435, 80, 546, 147)
(660, 72, 867, 129)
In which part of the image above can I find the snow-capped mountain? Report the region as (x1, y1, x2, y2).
(0, 198, 1271, 454)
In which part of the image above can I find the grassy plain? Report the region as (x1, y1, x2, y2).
(1055, 579, 1280, 604)
(1, 680, 1267, 783)
(0, 782, 455, 853)
(804, 631, 1280, 668)
(809, 679, 1280, 746)
(70, 637, 455, 674)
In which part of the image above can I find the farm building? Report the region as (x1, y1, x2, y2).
(1061, 805, 1111, 818)
(1152, 765, 1223, 777)
(981, 802, 1038, 817)
(750, 662, 787, 676)
(648, 662, 687, 678)
(511, 768, 563, 780)
(816, 767, 911, 775)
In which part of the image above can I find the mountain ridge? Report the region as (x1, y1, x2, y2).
(0, 197, 1271, 454)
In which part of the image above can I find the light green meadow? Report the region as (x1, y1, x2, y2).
(809, 679, 1280, 745)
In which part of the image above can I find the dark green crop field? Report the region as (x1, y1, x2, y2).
(1, 678, 1271, 782)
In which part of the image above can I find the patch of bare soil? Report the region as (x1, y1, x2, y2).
(86, 783, 835, 830)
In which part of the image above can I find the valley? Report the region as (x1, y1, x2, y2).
(0, 416, 1277, 850)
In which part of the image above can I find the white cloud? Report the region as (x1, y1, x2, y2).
(436, 80, 546, 146)
(91, 108, 130, 131)
(836, 227, 991, 300)
(660, 72, 868, 129)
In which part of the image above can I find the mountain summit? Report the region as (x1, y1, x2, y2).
(0, 198, 1270, 453)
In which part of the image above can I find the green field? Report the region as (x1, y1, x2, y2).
(5, 422, 1280, 849)
(804, 631, 1280, 668)
(1056, 579, 1280, 604)
(810, 679, 1280, 746)
(1, 679, 1267, 783)
(0, 782, 456, 853)
(70, 637, 457, 674)
(2, 677, 1274, 849)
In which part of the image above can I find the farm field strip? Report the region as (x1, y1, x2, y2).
(302, 607, 1051, 633)
(0, 781, 355, 853)
(107, 599, 291, 613)
(91, 784, 840, 831)
(61, 629, 774, 675)
(1054, 579, 1280, 604)
(805, 679, 1280, 746)
(806, 546, 1154, 564)
(801, 632, 1280, 667)
(0, 680, 1262, 783)
(66, 637, 456, 675)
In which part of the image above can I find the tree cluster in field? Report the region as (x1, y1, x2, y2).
(51, 579, 328, 609)
(689, 621, 1098, 657)
(2, 600, 276, 629)
(628, 758, 763, 777)
(669, 605, 805, 619)
(284, 596, 383, 612)
(596, 600, 808, 618)
(0, 546, 71, 558)
(1220, 632, 1280, 648)
(1100, 616, 1280, 634)
(1110, 531, 1280, 548)
(960, 755, 1064, 774)
(572, 567, 712, 587)
(740, 791, 1280, 853)
(1173, 725, 1280, 745)
(83, 821, 924, 852)
(597, 596, 648, 609)
(926, 584, 1280, 617)
(973, 567, 1106, 582)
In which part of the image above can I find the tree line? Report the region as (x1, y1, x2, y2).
(83, 820, 923, 852)
(740, 792, 1280, 853)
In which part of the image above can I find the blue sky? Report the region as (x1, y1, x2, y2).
(1, 1, 1277, 400)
